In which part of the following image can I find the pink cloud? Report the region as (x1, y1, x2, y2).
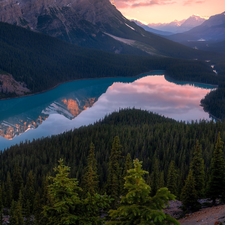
(115, 1, 130, 8)
(115, 0, 176, 8)
(183, 0, 205, 5)
(132, 0, 160, 7)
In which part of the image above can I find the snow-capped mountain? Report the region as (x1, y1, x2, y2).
(148, 15, 206, 33)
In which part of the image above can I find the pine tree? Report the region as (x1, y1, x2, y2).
(16, 197, 24, 225)
(151, 159, 160, 196)
(0, 209, 3, 225)
(0, 183, 3, 225)
(81, 142, 99, 196)
(123, 153, 132, 177)
(40, 175, 48, 208)
(181, 169, 199, 211)
(24, 171, 35, 212)
(2, 182, 6, 208)
(43, 159, 111, 225)
(37, 176, 49, 225)
(43, 159, 81, 225)
(159, 171, 165, 188)
(207, 132, 225, 204)
(33, 192, 42, 224)
(6, 171, 12, 208)
(167, 161, 177, 196)
(9, 200, 17, 225)
(24, 200, 31, 225)
(106, 136, 123, 207)
(13, 163, 23, 201)
(107, 159, 180, 225)
(0, 182, 3, 211)
(191, 140, 205, 198)
(121, 153, 132, 195)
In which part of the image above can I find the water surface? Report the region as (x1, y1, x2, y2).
(0, 72, 216, 151)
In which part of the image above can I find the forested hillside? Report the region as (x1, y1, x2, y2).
(0, 109, 225, 223)
(0, 22, 221, 95)
(0, 109, 224, 194)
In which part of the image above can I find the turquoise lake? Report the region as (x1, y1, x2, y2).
(0, 71, 216, 151)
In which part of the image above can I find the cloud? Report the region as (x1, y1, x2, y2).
(183, 0, 205, 5)
(114, 0, 176, 8)
(132, 0, 161, 7)
(115, 1, 130, 8)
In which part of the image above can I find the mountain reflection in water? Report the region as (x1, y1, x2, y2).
(0, 72, 216, 150)
(0, 97, 97, 140)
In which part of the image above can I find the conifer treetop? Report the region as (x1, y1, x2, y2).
(107, 159, 180, 225)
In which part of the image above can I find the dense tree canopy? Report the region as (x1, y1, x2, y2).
(0, 109, 224, 223)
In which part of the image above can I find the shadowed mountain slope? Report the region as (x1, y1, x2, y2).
(0, 0, 222, 59)
(0, 22, 219, 99)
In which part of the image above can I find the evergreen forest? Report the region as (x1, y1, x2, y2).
(0, 109, 225, 224)
(1, 4, 225, 224)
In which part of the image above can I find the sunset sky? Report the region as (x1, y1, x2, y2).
(114, 0, 225, 24)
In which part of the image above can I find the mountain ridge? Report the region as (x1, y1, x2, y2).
(147, 15, 206, 33)
(0, 0, 216, 58)
(167, 12, 225, 43)
(184, 11, 225, 41)
(132, 20, 174, 36)
(164, 12, 225, 54)
(0, 0, 149, 54)
(0, 21, 221, 100)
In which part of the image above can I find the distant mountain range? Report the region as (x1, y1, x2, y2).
(131, 20, 174, 36)
(146, 15, 206, 34)
(165, 12, 225, 54)
(168, 12, 225, 41)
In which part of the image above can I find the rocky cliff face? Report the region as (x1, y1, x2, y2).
(0, 0, 97, 39)
(0, 0, 137, 52)
(0, 74, 30, 96)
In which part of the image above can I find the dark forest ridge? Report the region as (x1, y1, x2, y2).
(0, 22, 222, 98)
(1, 108, 225, 218)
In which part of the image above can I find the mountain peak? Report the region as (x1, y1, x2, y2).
(181, 15, 206, 28)
(169, 11, 225, 42)
(147, 15, 206, 33)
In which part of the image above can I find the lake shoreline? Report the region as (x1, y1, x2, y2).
(0, 73, 216, 150)
(164, 74, 218, 88)
(0, 70, 218, 101)
(0, 70, 160, 101)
